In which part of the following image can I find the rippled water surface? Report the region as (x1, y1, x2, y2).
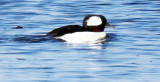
(1, 0, 160, 82)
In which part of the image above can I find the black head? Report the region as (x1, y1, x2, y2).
(83, 15, 111, 32)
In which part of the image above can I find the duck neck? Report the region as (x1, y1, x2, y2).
(84, 26, 104, 32)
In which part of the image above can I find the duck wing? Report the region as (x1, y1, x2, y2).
(46, 25, 82, 37)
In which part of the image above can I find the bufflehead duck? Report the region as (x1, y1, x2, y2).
(47, 15, 113, 43)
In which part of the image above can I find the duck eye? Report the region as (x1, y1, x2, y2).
(87, 16, 102, 26)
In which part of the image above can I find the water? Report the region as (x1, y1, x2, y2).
(0, 0, 160, 82)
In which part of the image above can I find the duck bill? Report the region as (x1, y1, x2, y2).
(105, 22, 115, 28)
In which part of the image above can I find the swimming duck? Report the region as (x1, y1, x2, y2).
(46, 15, 113, 43)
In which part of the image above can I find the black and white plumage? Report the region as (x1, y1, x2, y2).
(46, 15, 112, 43)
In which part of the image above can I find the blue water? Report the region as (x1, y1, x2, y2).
(0, 0, 160, 82)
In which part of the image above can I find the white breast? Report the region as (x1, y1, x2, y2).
(55, 32, 106, 44)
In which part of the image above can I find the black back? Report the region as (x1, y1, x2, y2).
(46, 25, 83, 37)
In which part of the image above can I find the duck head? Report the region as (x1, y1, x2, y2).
(83, 15, 112, 32)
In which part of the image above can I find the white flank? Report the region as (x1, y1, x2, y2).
(55, 32, 106, 44)
(87, 16, 102, 26)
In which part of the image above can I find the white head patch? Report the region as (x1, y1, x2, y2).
(87, 16, 102, 26)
